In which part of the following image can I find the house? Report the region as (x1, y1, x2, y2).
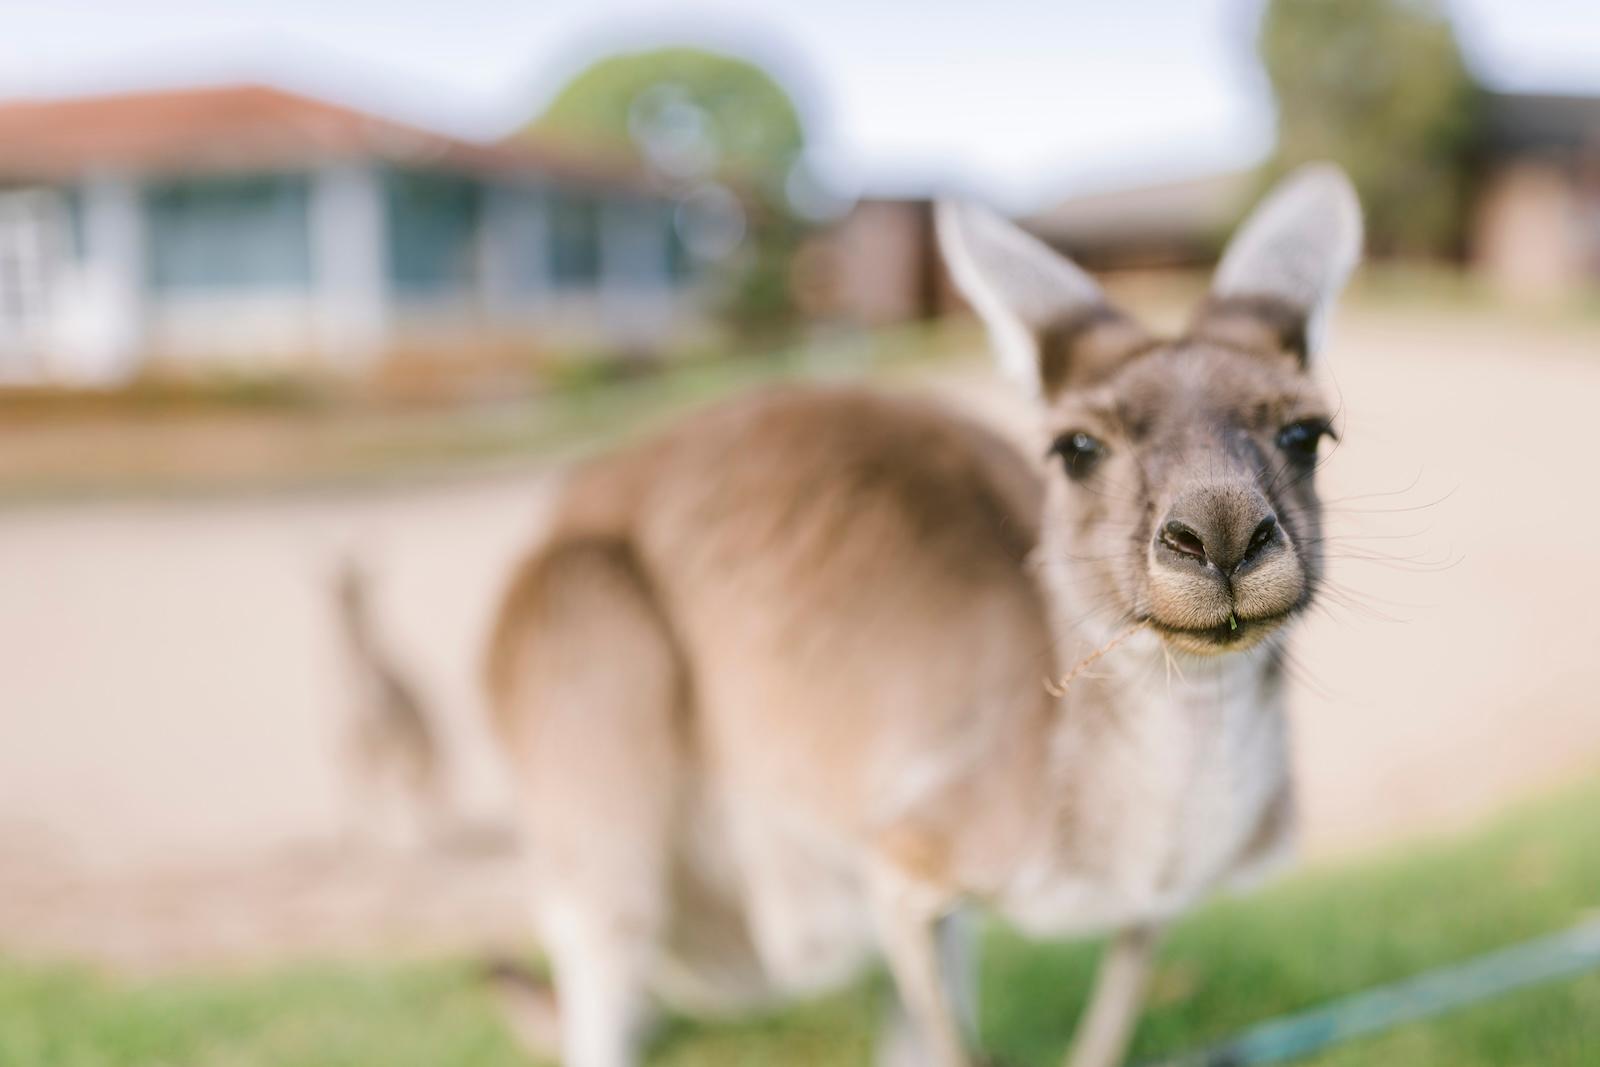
(1472, 92, 1600, 300)
(1023, 171, 1251, 272)
(0, 84, 698, 385)
(795, 198, 959, 328)
(1025, 92, 1600, 301)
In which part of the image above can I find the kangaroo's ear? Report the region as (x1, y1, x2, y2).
(1192, 163, 1362, 364)
(936, 200, 1148, 396)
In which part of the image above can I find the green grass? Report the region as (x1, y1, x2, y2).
(4, 777, 1598, 1066)
(983, 775, 1600, 1067)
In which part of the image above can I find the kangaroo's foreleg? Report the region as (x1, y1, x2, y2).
(541, 897, 656, 1067)
(870, 865, 974, 1067)
(1063, 924, 1162, 1067)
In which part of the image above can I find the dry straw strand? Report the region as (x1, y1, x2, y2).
(1044, 621, 1147, 698)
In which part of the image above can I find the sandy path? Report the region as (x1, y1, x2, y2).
(0, 470, 560, 968)
(1283, 309, 1600, 851)
(1, 307, 1597, 969)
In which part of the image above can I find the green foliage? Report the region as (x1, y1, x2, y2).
(1257, 0, 1483, 257)
(527, 46, 815, 336)
(3, 777, 1598, 1065)
(531, 47, 805, 198)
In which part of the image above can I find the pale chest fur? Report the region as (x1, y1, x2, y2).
(998, 635, 1294, 936)
(644, 642, 1294, 1008)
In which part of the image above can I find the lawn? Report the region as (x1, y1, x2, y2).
(3, 777, 1597, 1067)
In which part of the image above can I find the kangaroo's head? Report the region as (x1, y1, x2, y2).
(939, 165, 1362, 656)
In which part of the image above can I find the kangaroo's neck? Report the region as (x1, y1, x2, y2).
(997, 597, 1294, 934)
(1041, 630, 1290, 806)
(1067, 630, 1286, 719)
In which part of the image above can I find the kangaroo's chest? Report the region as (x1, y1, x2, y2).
(1000, 655, 1293, 935)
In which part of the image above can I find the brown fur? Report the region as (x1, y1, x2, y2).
(333, 560, 446, 845)
(482, 165, 1361, 1067)
(487, 388, 1054, 891)
(1037, 337, 1327, 656)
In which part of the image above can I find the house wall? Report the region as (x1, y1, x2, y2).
(478, 181, 549, 314)
(465, 180, 595, 344)
(801, 199, 950, 329)
(596, 197, 677, 346)
(310, 163, 386, 364)
(140, 171, 321, 369)
(397, 172, 690, 352)
(0, 161, 699, 384)
(1472, 160, 1587, 301)
(144, 290, 321, 366)
(0, 186, 76, 382)
(74, 176, 146, 381)
(0, 179, 146, 385)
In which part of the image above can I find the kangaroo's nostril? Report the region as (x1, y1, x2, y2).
(1248, 515, 1278, 552)
(1235, 514, 1281, 572)
(1160, 520, 1208, 563)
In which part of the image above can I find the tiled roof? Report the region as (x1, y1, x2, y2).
(0, 83, 648, 188)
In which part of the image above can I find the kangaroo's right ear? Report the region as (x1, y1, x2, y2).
(936, 200, 1148, 396)
(1190, 163, 1362, 365)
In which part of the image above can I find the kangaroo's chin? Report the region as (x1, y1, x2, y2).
(1145, 612, 1293, 657)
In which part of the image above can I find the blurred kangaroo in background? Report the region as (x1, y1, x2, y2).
(332, 558, 447, 848)
(483, 165, 1361, 1067)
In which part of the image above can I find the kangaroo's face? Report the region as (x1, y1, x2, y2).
(1040, 336, 1333, 654)
(940, 166, 1361, 656)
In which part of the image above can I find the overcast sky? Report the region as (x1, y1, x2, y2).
(0, 0, 1595, 210)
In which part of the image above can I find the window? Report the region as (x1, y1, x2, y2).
(547, 191, 600, 289)
(483, 183, 551, 295)
(62, 186, 85, 261)
(0, 190, 60, 328)
(144, 175, 311, 291)
(664, 202, 693, 286)
(385, 169, 481, 296)
(601, 199, 674, 291)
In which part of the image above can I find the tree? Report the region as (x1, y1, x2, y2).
(534, 47, 806, 200)
(1257, 0, 1482, 258)
(524, 46, 813, 335)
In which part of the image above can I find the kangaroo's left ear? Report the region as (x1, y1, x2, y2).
(936, 200, 1150, 396)
(1190, 163, 1363, 365)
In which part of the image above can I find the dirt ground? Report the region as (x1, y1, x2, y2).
(2, 305, 1598, 971)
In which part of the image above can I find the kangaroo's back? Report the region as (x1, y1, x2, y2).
(489, 385, 1057, 843)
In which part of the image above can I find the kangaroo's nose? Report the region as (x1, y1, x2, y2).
(1155, 490, 1281, 575)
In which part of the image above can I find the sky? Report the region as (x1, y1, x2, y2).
(0, 0, 1596, 211)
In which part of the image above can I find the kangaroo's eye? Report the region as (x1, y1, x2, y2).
(1277, 419, 1334, 463)
(1049, 431, 1105, 479)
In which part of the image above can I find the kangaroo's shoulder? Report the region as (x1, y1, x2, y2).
(547, 381, 1042, 562)
(675, 383, 1041, 549)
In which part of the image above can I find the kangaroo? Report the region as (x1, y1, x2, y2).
(331, 558, 447, 848)
(483, 165, 1361, 1067)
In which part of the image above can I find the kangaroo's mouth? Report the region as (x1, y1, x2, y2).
(1144, 610, 1294, 655)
